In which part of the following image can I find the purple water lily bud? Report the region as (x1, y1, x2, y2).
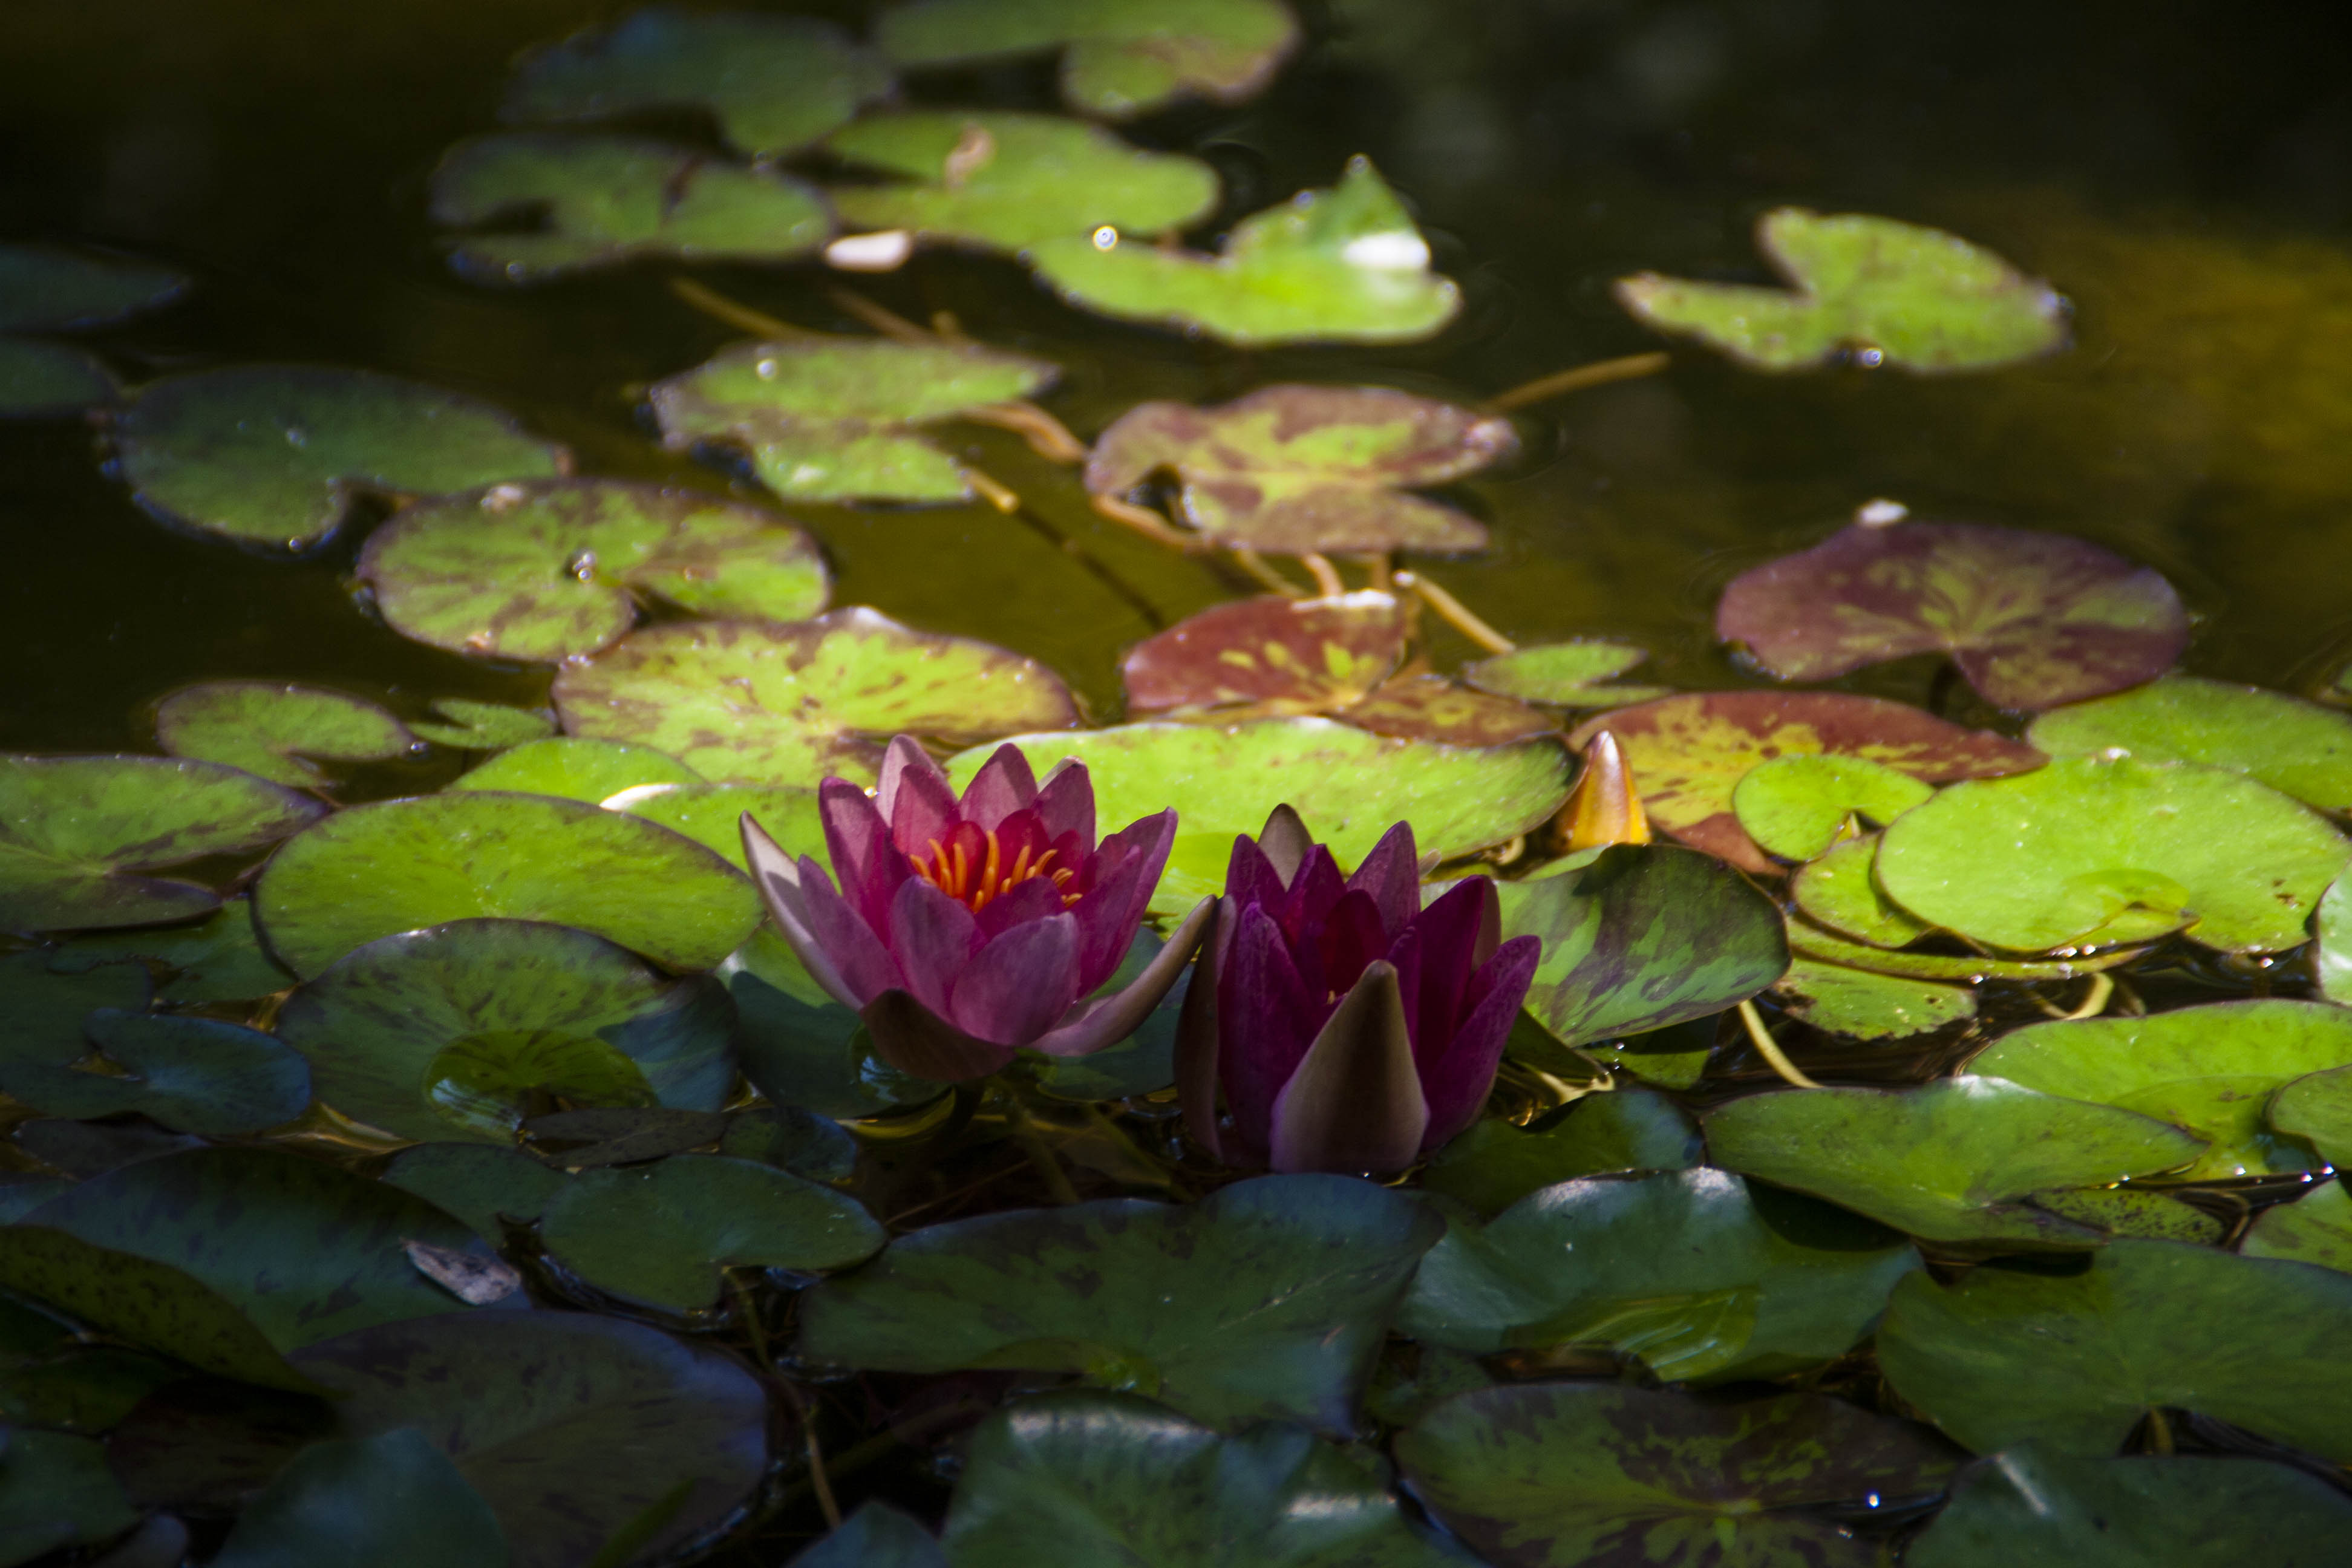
(741, 737, 1210, 1082)
(1176, 806, 1541, 1174)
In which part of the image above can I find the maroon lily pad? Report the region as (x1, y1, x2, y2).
(1716, 520, 2189, 710)
(1344, 677, 1558, 747)
(1122, 592, 1408, 717)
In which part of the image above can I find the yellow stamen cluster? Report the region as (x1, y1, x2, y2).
(915, 830, 1076, 912)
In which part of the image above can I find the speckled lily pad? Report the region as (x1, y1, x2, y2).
(878, 0, 1299, 119)
(154, 682, 416, 788)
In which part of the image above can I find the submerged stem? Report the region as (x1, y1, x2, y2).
(769, 1376, 843, 1530)
(668, 276, 808, 340)
(1484, 350, 1671, 414)
(964, 466, 1022, 513)
(1090, 492, 1202, 551)
(1739, 999, 1824, 1090)
(1395, 570, 1514, 653)
(1230, 546, 1308, 597)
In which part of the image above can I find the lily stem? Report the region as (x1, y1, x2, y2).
(1738, 999, 1824, 1089)
(1300, 553, 1346, 596)
(1229, 546, 1308, 597)
(2144, 1405, 2175, 1455)
(1395, 570, 1515, 653)
(1002, 1090, 1081, 1206)
(768, 1375, 843, 1531)
(2060, 972, 2115, 1022)
(1485, 350, 1671, 414)
(1090, 492, 1202, 551)
(669, 276, 812, 340)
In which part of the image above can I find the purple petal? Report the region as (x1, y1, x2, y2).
(973, 873, 1065, 939)
(1174, 897, 1230, 1159)
(863, 990, 1014, 1082)
(958, 743, 1038, 831)
(1219, 904, 1325, 1160)
(796, 855, 907, 1005)
(1031, 757, 1095, 848)
(1223, 832, 1293, 912)
(1281, 848, 1348, 939)
(1345, 821, 1422, 932)
(1397, 878, 1495, 1059)
(949, 913, 1082, 1045)
(881, 749, 958, 863)
(1417, 935, 1540, 1148)
(1036, 895, 1216, 1059)
(1269, 961, 1429, 1175)
(885, 875, 981, 1018)
(740, 814, 861, 1008)
(1255, 803, 1313, 886)
(1313, 888, 1392, 998)
(1069, 809, 1176, 994)
(820, 778, 909, 932)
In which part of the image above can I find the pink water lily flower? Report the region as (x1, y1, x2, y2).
(741, 737, 1209, 1082)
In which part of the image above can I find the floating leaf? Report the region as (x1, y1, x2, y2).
(799, 1174, 1442, 1432)
(1086, 384, 1509, 554)
(1121, 592, 1408, 717)
(409, 699, 555, 750)
(1345, 677, 1558, 746)
(153, 682, 415, 788)
(605, 781, 820, 871)
(0, 244, 186, 332)
(1733, 754, 1933, 862)
(2024, 1186, 2224, 1245)
(0, 1428, 139, 1564)
(1461, 642, 1672, 708)
(1615, 207, 2068, 373)
(1786, 923, 2145, 983)
(51, 897, 293, 1003)
(114, 365, 566, 550)
(448, 736, 702, 805)
(797, 1503, 947, 1568)
(652, 336, 1056, 505)
(362, 479, 828, 662)
(210, 1428, 509, 1568)
(1775, 959, 1975, 1039)
(1034, 159, 1459, 345)
(0, 337, 119, 418)
(1716, 520, 2189, 710)
(1, 756, 324, 932)
(524, 1106, 724, 1167)
(2316, 875, 2352, 1000)
(1877, 757, 2350, 953)
(431, 133, 831, 281)
(426, 1031, 658, 1138)
(1420, 1088, 1701, 1218)
(382, 1144, 569, 1241)
(720, 926, 939, 1118)
(0, 1011, 309, 1135)
(1567, 693, 2044, 874)
(721, 1105, 858, 1182)
(878, 0, 1299, 118)
(1702, 1077, 2206, 1246)
(1789, 833, 1930, 949)
(2270, 1064, 2352, 1168)
(2239, 1177, 2352, 1273)
(0, 952, 148, 1073)
(555, 611, 1080, 786)
(2027, 675, 2352, 811)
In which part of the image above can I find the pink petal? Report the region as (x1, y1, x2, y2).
(876, 737, 944, 826)
(958, 743, 1038, 831)
(885, 875, 981, 1018)
(949, 913, 1082, 1045)
(820, 777, 908, 932)
(795, 856, 908, 1006)
(1345, 821, 1422, 933)
(1417, 934, 1540, 1148)
(1031, 758, 1096, 848)
(973, 873, 1065, 939)
(881, 746, 958, 862)
(1069, 809, 1175, 993)
(1218, 904, 1325, 1160)
(1269, 961, 1429, 1175)
(863, 990, 1015, 1082)
(1034, 896, 1215, 1058)
(740, 815, 861, 1008)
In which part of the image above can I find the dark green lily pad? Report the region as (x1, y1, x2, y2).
(878, 0, 1299, 119)
(0, 1297, 182, 1435)
(719, 1105, 858, 1181)
(525, 1106, 722, 1166)
(720, 925, 939, 1118)
(942, 1390, 1465, 1568)
(0, 1010, 309, 1134)
(0, 337, 119, 418)
(10, 1119, 198, 1178)
(1702, 1078, 2206, 1246)
(275, 919, 738, 1143)
(554, 612, 1081, 787)
(0, 950, 148, 1071)
(409, 699, 555, 751)
(51, 897, 293, 1002)
(650, 336, 1057, 505)
(1732, 754, 1933, 862)
(363, 479, 828, 662)
(1396, 1382, 1958, 1568)
(0, 1428, 139, 1566)
(1775, 958, 1975, 1039)
(1122, 592, 1408, 717)
(1034, 158, 1459, 345)
(209, 1428, 509, 1568)
(253, 791, 760, 976)
(382, 1143, 569, 1241)
(2027, 675, 2352, 811)
(2270, 1063, 2352, 1168)
(800, 1505, 944, 1568)
(1344, 677, 1560, 747)
(604, 782, 820, 871)
(2239, 1178, 2352, 1272)
(1876, 757, 2351, 954)
(431, 133, 831, 281)
(153, 682, 416, 788)
(1, 755, 325, 932)
(503, 8, 889, 158)
(798, 1174, 1442, 1432)
(2023, 1186, 2224, 1244)
(2316, 874, 2352, 1005)
(449, 736, 702, 803)
(1877, 1240, 2352, 1459)
(1616, 207, 2068, 372)
(1462, 642, 1672, 708)
(114, 365, 567, 550)
(1789, 833, 1931, 948)
(1420, 1088, 1701, 1218)
(0, 244, 186, 331)
(825, 110, 1217, 254)
(1716, 521, 2187, 710)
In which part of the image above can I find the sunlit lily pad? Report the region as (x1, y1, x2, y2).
(0, 1011, 310, 1135)
(209, 1428, 506, 1568)
(605, 781, 820, 870)
(1567, 692, 2043, 874)
(1086, 384, 1511, 555)
(114, 365, 567, 550)
(362, 479, 828, 662)
(1420, 1088, 1700, 1218)
(449, 736, 702, 804)
(825, 110, 1218, 254)
(1789, 833, 1930, 948)
(1345, 677, 1559, 746)
(1462, 642, 1672, 708)
(2026, 675, 2352, 810)
(1034, 158, 1459, 345)
(1, 755, 324, 932)
(2239, 1177, 2352, 1273)
(409, 699, 555, 751)
(652, 335, 1057, 505)
(503, 8, 890, 158)
(1877, 756, 2350, 953)
(153, 682, 416, 788)
(1878, 1240, 2352, 1459)
(1702, 1077, 2207, 1246)
(1716, 520, 2189, 710)
(0, 244, 186, 332)
(2270, 1064, 2352, 1168)
(1775, 958, 1974, 1039)
(431, 132, 832, 281)
(0, 337, 119, 418)
(1121, 592, 1408, 717)
(1733, 754, 1933, 861)
(555, 611, 1080, 786)
(878, 0, 1299, 119)
(253, 791, 760, 977)
(1616, 207, 2069, 373)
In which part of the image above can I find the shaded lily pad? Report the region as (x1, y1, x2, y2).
(431, 133, 831, 281)
(50, 897, 293, 1003)
(1086, 384, 1509, 555)
(1345, 677, 1559, 746)
(1775, 959, 1975, 1039)
(1396, 1382, 1958, 1568)
(153, 682, 415, 788)
(1733, 754, 1932, 862)
(1877, 1240, 2352, 1459)
(720, 925, 939, 1118)
(2270, 1063, 2352, 1168)
(554, 611, 1081, 787)
(362, 479, 828, 661)
(409, 699, 555, 751)
(796, 1503, 947, 1568)
(114, 364, 567, 550)
(0, 244, 186, 332)
(1, 755, 324, 932)
(2239, 1177, 2352, 1273)
(878, 0, 1300, 119)
(1567, 693, 2044, 874)
(1121, 592, 1408, 717)
(255, 791, 760, 977)
(1876, 756, 2350, 953)
(0, 1428, 139, 1565)
(209, 1428, 508, 1568)
(0, 337, 119, 418)
(1420, 1088, 1701, 1218)
(2027, 675, 2352, 810)
(651, 336, 1057, 505)
(2022, 1186, 2225, 1245)
(0, 1010, 309, 1134)
(605, 781, 820, 870)
(1615, 207, 2068, 373)
(1789, 833, 1931, 948)
(1462, 642, 1672, 708)
(449, 736, 702, 803)
(797, 1174, 1442, 1432)
(1701, 1077, 2207, 1246)
(0, 950, 148, 1071)
(1034, 158, 1459, 345)
(382, 1143, 569, 1241)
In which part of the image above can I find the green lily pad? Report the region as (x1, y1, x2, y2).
(2270, 1063, 2352, 1167)
(0, 244, 186, 331)
(1775, 959, 1975, 1039)
(1, 755, 325, 933)
(209, 1428, 509, 1568)
(254, 791, 760, 977)
(2027, 675, 2352, 811)
(1789, 833, 1932, 948)
(409, 699, 555, 751)
(1344, 677, 1560, 747)
(1403, 1169, 1918, 1382)
(1876, 756, 2351, 953)
(1615, 207, 2068, 372)
(1786, 923, 2145, 983)
(825, 110, 1218, 253)
(0, 1011, 309, 1134)
(1877, 1240, 2352, 1459)
(554, 611, 1081, 787)
(362, 479, 828, 662)
(1396, 1382, 1958, 1568)
(382, 1144, 569, 1241)
(1461, 642, 1673, 709)
(1716, 521, 2189, 711)
(942, 1390, 1465, 1568)
(1969, 999, 2352, 1178)
(0, 1428, 139, 1566)
(2239, 1178, 2352, 1273)
(1420, 1088, 1702, 1218)
(0, 336, 119, 417)
(431, 133, 832, 281)
(153, 682, 416, 788)
(1702, 1077, 2207, 1247)
(449, 737, 704, 803)
(0, 951, 148, 1071)
(720, 925, 938, 1118)
(1732, 754, 1933, 862)
(114, 364, 567, 550)
(50, 897, 294, 1002)
(878, 0, 1299, 119)
(540, 1154, 883, 1312)
(2022, 1186, 2225, 1244)
(503, 8, 889, 158)
(797, 1174, 1442, 1432)
(650, 336, 1055, 506)
(797, 1503, 946, 1568)
(719, 1105, 858, 1181)
(1034, 158, 1459, 345)
(1122, 592, 1408, 717)
(2317, 874, 2352, 1005)
(524, 1106, 723, 1166)
(1498, 843, 1789, 1050)
(275, 919, 738, 1143)
(604, 782, 820, 871)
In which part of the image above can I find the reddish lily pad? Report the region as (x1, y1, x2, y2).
(1716, 520, 2188, 710)
(1463, 642, 1672, 708)
(877, 0, 1300, 119)
(1122, 592, 1408, 717)
(1345, 676, 1559, 746)
(1086, 384, 1512, 556)
(1566, 693, 2045, 874)
(154, 682, 416, 788)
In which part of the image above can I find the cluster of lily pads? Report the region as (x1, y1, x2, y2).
(7, 0, 2352, 1565)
